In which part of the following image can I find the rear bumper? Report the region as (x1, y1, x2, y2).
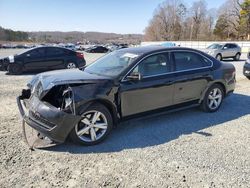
(17, 90, 81, 143)
(243, 63, 250, 77)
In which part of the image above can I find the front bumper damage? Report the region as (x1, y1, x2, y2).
(17, 89, 81, 149)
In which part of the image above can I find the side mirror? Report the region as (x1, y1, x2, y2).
(223, 46, 228, 50)
(127, 72, 142, 81)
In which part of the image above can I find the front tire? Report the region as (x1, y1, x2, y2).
(70, 103, 113, 146)
(8, 64, 23, 74)
(234, 53, 240, 61)
(201, 84, 224, 112)
(216, 54, 222, 61)
(246, 76, 250, 80)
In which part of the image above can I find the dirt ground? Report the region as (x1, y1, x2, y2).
(0, 49, 250, 187)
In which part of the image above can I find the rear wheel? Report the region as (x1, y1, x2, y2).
(8, 64, 23, 74)
(234, 53, 240, 61)
(201, 84, 224, 112)
(70, 103, 113, 146)
(216, 54, 222, 61)
(66, 62, 77, 69)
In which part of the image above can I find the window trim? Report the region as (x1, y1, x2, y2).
(121, 50, 213, 82)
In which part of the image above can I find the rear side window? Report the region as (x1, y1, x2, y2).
(173, 51, 212, 71)
(46, 48, 64, 56)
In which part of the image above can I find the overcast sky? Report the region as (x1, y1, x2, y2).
(0, 0, 226, 34)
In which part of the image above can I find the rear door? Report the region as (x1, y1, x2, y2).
(23, 48, 46, 71)
(171, 50, 212, 104)
(45, 47, 66, 70)
(120, 52, 175, 116)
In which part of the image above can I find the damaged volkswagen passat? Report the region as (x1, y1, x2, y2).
(17, 46, 236, 146)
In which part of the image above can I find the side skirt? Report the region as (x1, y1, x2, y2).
(120, 100, 200, 122)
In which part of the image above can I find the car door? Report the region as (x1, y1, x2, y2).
(221, 44, 231, 57)
(120, 52, 175, 117)
(45, 47, 65, 70)
(171, 51, 212, 104)
(23, 48, 46, 71)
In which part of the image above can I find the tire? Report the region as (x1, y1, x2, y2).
(66, 62, 77, 69)
(216, 54, 222, 61)
(246, 76, 250, 80)
(8, 64, 23, 74)
(234, 53, 240, 61)
(70, 103, 113, 146)
(200, 84, 224, 112)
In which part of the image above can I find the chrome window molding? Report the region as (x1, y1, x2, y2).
(121, 49, 213, 82)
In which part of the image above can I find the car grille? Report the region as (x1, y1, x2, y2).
(30, 111, 56, 130)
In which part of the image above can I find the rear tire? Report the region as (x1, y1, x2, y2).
(70, 103, 113, 146)
(201, 84, 224, 112)
(66, 62, 77, 69)
(234, 53, 240, 61)
(8, 64, 23, 74)
(216, 54, 222, 61)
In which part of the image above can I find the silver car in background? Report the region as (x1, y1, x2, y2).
(204, 43, 241, 61)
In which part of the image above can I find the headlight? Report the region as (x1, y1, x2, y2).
(8, 55, 14, 63)
(61, 87, 75, 113)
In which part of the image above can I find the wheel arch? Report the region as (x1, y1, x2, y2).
(77, 98, 119, 126)
(199, 81, 226, 103)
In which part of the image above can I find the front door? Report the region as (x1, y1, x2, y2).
(24, 48, 46, 71)
(120, 52, 175, 117)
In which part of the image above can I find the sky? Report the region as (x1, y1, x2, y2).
(0, 0, 226, 34)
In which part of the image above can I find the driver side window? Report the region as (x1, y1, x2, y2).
(132, 53, 170, 77)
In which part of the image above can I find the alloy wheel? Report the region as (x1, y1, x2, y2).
(75, 110, 108, 142)
(207, 88, 223, 110)
(67, 62, 76, 69)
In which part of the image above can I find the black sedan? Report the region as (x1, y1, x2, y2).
(85, 46, 109, 53)
(17, 46, 236, 147)
(243, 52, 250, 79)
(2, 46, 85, 74)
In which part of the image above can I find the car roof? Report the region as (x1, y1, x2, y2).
(117, 46, 203, 55)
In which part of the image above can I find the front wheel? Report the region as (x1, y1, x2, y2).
(70, 103, 113, 146)
(246, 76, 250, 80)
(8, 64, 23, 74)
(216, 54, 222, 61)
(201, 84, 224, 112)
(234, 53, 240, 61)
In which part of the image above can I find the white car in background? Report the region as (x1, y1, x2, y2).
(204, 43, 241, 61)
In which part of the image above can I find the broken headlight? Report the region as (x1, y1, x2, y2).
(61, 87, 75, 114)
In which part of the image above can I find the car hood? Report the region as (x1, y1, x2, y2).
(28, 69, 111, 92)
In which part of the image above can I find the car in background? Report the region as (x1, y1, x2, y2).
(17, 46, 236, 146)
(243, 52, 250, 80)
(3, 46, 85, 74)
(204, 43, 241, 61)
(85, 46, 109, 53)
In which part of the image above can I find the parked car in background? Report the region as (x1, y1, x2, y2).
(204, 43, 241, 61)
(3, 46, 85, 74)
(243, 51, 250, 80)
(17, 46, 236, 146)
(85, 46, 109, 53)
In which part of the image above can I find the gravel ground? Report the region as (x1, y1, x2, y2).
(0, 49, 250, 187)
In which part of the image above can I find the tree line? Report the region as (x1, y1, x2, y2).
(0, 27, 29, 41)
(144, 0, 250, 41)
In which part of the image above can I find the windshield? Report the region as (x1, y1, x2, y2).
(207, 44, 223, 49)
(85, 51, 141, 77)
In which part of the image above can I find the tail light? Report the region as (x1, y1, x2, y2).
(76, 52, 84, 59)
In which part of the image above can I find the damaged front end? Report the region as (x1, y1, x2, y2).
(17, 82, 82, 149)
